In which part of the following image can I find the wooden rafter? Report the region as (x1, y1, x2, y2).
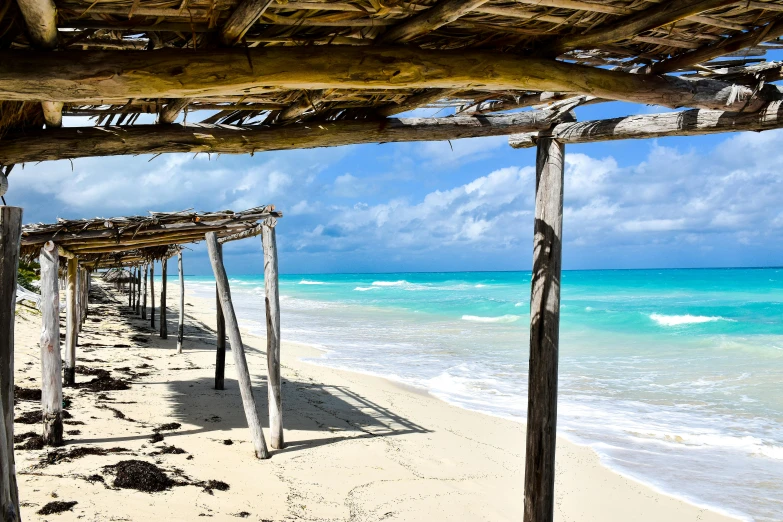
(220, 0, 275, 46)
(508, 101, 783, 147)
(0, 47, 779, 113)
(377, 0, 490, 44)
(0, 110, 574, 164)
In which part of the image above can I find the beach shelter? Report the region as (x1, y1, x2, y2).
(2, 0, 783, 520)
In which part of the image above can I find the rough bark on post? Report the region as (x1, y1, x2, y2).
(39, 242, 63, 446)
(524, 135, 564, 522)
(177, 252, 184, 353)
(206, 232, 270, 459)
(262, 223, 283, 449)
(215, 283, 226, 391)
(81, 267, 88, 324)
(0, 206, 22, 522)
(136, 266, 141, 314)
(142, 263, 148, 320)
(160, 258, 168, 339)
(64, 257, 78, 386)
(150, 262, 155, 329)
(128, 266, 133, 308)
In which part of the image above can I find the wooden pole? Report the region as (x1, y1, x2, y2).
(141, 263, 148, 320)
(215, 283, 226, 391)
(136, 266, 141, 314)
(64, 257, 78, 387)
(150, 262, 155, 329)
(128, 266, 132, 308)
(524, 135, 564, 522)
(39, 242, 63, 446)
(81, 267, 88, 324)
(160, 258, 168, 339)
(206, 232, 270, 459)
(177, 252, 184, 353)
(0, 206, 22, 522)
(262, 224, 283, 449)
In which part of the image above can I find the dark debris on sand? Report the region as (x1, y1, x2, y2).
(37, 501, 77, 515)
(14, 386, 41, 402)
(16, 435, 44, 450)
(202, 480, 229, 495)
(153, 422, 181, 432)
(108, 460, 173, 492)
(76, 366, 131, 392)
(43, 446, 129, 466)
(14, 410, 40, 424)
(149, 433, 164, 443)
(14, 431, 37, 444)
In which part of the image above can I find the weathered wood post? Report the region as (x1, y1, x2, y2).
(64, 257, 79, 386)
(215, 283, 226, 390)
(262, 220, 283, 449)
(150, 262, 155, 329)
(80, 267, 88, 324)
(160, 258, 168, 339)
(141, 263, 148, 320)
(206, 232, 270, 459)
(0, 206, 22, 521)
(136, 266, 141, 315)
(128, 266, 133, 308)
(177, 252, 184, 353)
(39, 242, 63, 446)
(524, 135, 565, 522)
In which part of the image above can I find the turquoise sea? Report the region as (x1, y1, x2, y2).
(185, 269, 783, 521)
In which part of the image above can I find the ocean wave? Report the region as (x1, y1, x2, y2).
(371, 280, 408, 287)
(354, 286, 379, 292)
(649, 313, 730, 326)
(371, 280, 431, 290)
(461, 314, 520, 323)
(299, 280, 326, 285)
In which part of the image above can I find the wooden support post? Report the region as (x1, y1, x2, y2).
(215, 283, 226, 391)
(0, 206, 22, 522)
(177, 252, 184, 353)
(160, 258, 168, 339)
(142, 263, 148, 320)
(128, 267, 133, 308)
(150, 262, 155, 329)
(524, 135, 564, 522)
(262, 223, 283, 449)
(81, 267, 88, 324)
(137, 267, 142, 314)
(75, 266, 82, 333)
(39, 242, 63, 446)
(206, 232, 270, 459)
(64, 258, 78, 386)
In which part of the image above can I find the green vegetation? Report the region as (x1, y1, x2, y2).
(17, 259, 40, 292)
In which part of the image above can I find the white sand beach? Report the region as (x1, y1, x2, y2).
(10, 278, 738, 521)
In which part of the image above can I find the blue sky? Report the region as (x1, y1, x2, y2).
(6, 101, 783, 275)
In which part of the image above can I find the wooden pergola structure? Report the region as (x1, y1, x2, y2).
(2, 0, 783, 521)
(0, 206, 282, 518)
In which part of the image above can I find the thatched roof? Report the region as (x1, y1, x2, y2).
(1, 0, 782, 140)
(20, 205, 281, 268)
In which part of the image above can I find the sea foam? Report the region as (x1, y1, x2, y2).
(299, 280, 326, 285)
(461, 314, 520, 323)
(649, 313, 726, 326)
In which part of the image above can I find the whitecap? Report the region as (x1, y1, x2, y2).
(649, 313, 730, 326)
(354, 286, 379, 292)
(371, 280, 408, 287)
(461, 314, 520, 323)
(299, 280, 326, 285)
(514, 302, 524, 307)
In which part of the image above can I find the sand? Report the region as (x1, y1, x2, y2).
(9, 278, 738, 521)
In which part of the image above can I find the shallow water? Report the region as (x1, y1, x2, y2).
(187, 269, 783, 521)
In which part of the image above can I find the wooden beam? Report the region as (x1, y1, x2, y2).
(652, 19, 783, 74)
(215, 282, 226, 391)
(0, 206, 22, 522)
(42, 101, 63, 128)
(376, 89, 460, 117)
(514, 0, 632, 15)
(547, 0, 737, 55)
(160, 258, 168, 339)
(509, 102, 783, 147)
(64, 257, 78, 387)
(206, 232, 270, 459)
(262, 223, 283, 449)
(272, 90, 327, 124)
(525, 135, 564, 522)
(377, 0, 489, 44)
(159, 98, 192, 124)
(176, 252, 184, 354)
(220, 0, 275, 46)
(0, 110, 575, 164)
(0, 47, 774, 112)
(40, 242, 63, 446)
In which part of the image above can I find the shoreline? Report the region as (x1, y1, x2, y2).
(182, 286, 745, 522)
(9, 279, 741, 521)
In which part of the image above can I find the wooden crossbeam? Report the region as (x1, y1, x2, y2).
(220, 0, 275, 45)
(377, 0, 489, 44)
(0, 47, 778, 113)
(547, 0, 737, 55)
(376, 89, 460, 117)
(508, 102, 783, 147)
(158, 98, 192, 124)
(0, 110, 572, 164)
